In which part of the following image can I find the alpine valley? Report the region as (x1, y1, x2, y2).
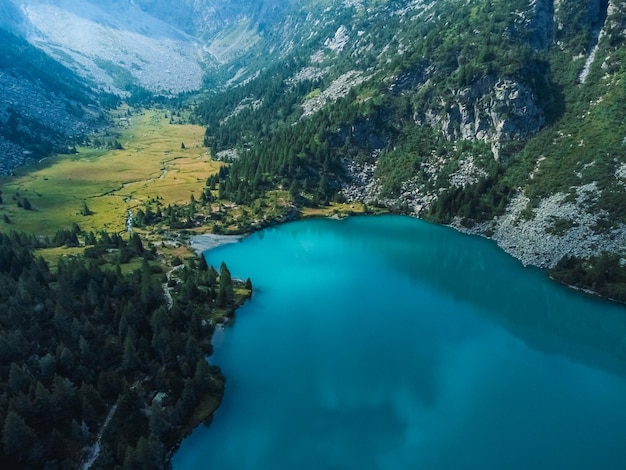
(1, 0, 626, 467)
(5, 0, 624, 297)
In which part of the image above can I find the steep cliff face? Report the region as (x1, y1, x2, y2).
(554, 0, 608, 39)
(526, 0, 555, 49)
(423, 78, 545, 160)
(443, 0, 626, 296)
(416, 0, 614, 161)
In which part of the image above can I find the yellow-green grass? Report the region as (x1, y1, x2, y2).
(115, 258, 152, 275)
(33, 246, 85, 270)
(305, 88, 322, 100)
(300, 202, 370, 218)
(33, 245, 161, 273)
(154, 241, 199, 264)
(0, 110, 222, 235)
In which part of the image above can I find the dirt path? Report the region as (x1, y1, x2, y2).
(80, 404, 118, 470)
(163, 264, 184, 310)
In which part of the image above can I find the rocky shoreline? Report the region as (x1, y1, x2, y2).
(343, 156, 626, 288)
(449, 188, 626, 270)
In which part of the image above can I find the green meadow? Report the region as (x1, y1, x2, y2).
(0, 110, 222, 235)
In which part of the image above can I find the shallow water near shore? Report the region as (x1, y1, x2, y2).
(173, 215, 626, 470)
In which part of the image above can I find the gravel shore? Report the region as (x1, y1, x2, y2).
(190, 234, 244, 255)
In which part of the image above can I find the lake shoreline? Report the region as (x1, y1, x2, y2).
(169, 211, 624, 465)
(190, 233, 246, 255)
(165, 380, 225, 467)
(189, 210, 625, 306)
(172, 214, 626, 469)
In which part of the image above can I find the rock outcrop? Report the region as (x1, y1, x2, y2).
(423, 77, 545, 160)
(476, 185, 626, 268)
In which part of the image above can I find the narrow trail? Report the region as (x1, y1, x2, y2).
(163, 264, 184, 310)
(80, 404, 118, 470)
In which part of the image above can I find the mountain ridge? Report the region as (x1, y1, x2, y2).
(2, 0, 625, 300)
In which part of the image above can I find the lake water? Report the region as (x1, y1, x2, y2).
(173, 215, 626, 470)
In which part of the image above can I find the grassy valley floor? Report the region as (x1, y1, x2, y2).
(1, 109, 220, 235)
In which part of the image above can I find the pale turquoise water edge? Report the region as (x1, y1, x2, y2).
(173, 215, 626, 470)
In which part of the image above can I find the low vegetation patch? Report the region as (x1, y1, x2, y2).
(549, 253, 626, 303)
(0, 109, 220, 235)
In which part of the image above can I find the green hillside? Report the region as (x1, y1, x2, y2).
(193, 0, 626, 300)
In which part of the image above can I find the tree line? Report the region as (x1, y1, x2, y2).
(0, 230, 244, 468)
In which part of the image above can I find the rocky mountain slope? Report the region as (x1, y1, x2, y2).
(0, 28, 109, 174)
(4, 0, 296, 95)
(0, 0, 298, 172)
(192, 0, 626, 300)
(6, 0, 208, 95)
(2, 0, 625, 299)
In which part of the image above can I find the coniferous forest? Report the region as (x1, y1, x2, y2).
(1, 0, 626, 466)
(0, 231, 244, 468)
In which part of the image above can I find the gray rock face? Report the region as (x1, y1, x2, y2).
(459, 183, 626, 269)
(424, 77, 545, 160)
(527, 0, 555, 49)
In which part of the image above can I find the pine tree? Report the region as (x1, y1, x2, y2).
(216, 262, 234, 307)
(2, 411, 37, 462)
(81, 201, 92, 216)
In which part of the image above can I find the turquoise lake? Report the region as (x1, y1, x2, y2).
(173, 215, 626, 469)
